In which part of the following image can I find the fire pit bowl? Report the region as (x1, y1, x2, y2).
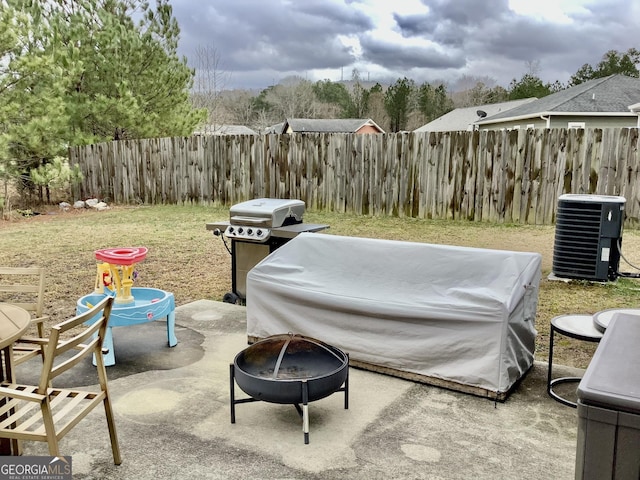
(234, 333, 348, 403)
(230, 333, 349, 444)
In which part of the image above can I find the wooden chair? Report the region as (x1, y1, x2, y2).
(0, 295, 122, 463)
(0, 267, 48, 370)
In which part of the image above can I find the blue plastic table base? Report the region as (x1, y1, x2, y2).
(77, 288, 178, 366)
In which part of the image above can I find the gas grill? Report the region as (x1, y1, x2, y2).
(206, 198, 328, 303)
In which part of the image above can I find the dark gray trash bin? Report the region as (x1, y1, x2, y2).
(576, 313, 640, 479)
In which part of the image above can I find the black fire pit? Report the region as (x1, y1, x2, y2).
(230, 333, 349, 444)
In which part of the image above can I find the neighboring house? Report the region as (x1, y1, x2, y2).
(282, 118, 385, 134)
(414, 98, 537, 132)
(475, 74, 640, 130)
(194, 125, 258, 135)
(264, 122, 284, 134)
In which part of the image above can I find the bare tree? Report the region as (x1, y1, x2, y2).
(347, 68, 369, 118)
(254, 108, 274, 133)
(525, 60, 541, 76)
(218, 90, 257, 127)
(264, 76, 317, 120)
(452, 75, 497, 107)
(367, 85, 389, 132)
(191, 43, 231, 132)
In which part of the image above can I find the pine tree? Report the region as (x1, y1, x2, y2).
(508, 74, 554, 100)
(2, 0, 206, 208)
(18, 0, 205, 143)
(384, 77, 415, 132)
(569, 48, 640, 86)
(1, 3, 69, 207)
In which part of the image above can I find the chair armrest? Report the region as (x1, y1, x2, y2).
(30, 315, 49, 337)
(30, 315, 49, 325)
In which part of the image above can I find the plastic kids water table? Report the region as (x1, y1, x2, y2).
(77, 247, 177, 366)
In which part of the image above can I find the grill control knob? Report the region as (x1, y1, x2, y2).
(256, 229, 263, 237)
(247, 228, 253, 235)
(238, 227, 244, 234)
(228, 227, 234, 233)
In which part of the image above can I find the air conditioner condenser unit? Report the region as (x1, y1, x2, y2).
(552, 194, 626, 282)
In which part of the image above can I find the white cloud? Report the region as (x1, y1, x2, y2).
(508, 0, 587, 23)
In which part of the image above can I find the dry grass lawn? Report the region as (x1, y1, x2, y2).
(2, 204, 640, 369)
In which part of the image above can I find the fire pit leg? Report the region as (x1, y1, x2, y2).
(302, 380, 309, 445)
(344, 366, 349, 410)
(229, 363, 260, 425)
(230, 364, 236, 424)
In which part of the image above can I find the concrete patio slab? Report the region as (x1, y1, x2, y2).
(16, 300, 581, 480)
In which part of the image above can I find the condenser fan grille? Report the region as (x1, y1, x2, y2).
(553, 203, 602, 278)
(552, 195, 625, 282)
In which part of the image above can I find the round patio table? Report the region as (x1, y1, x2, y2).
(0, 302, 31, 455)
(0, 303, 31, 378)
(547, 314, 603, 408)
(593, 307, 640, 333)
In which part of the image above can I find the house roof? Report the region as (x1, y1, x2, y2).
(477, 74, 640, 125)
(414, 98, 537, 132)
(264, 122, 284, 134)
(283, 118, 385, 133)
(195, 125, 258, 135)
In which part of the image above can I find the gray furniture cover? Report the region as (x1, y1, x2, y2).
(246, 233, 542, 397)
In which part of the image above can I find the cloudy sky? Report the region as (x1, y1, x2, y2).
(170, 0, 638, 92)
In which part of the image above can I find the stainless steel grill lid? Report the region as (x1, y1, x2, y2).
(229, 198, 304, 228)
(226, 198, 305, 242)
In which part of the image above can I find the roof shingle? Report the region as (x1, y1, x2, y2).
(479, 75, 640, 123)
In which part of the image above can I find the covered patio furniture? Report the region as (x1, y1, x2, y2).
(247, 233, 542, 400)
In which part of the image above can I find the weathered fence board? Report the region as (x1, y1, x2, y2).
(69, 128, 640, 225)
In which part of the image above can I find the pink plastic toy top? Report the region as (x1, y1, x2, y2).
(95, 247, 148, 265)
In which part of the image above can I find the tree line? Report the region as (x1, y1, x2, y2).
(199, 48, 640, 135)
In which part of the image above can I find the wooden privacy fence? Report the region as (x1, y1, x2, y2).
(69, 127, 640, 225)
